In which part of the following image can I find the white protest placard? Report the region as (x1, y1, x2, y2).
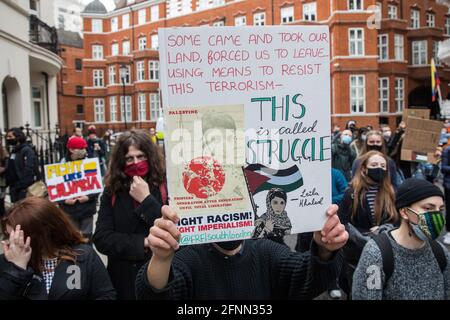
(159, 26, 331, 245)
(45, 158, 104, 202)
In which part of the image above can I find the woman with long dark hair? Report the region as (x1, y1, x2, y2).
(0, 197, 115, 299)
(93, 129, 167, 300)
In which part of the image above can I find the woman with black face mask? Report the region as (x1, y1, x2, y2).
(337, 151, 398, 297)
(351, 130, 400, 190)
(93, 130, 167, 300)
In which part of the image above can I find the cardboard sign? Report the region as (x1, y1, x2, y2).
(45, 158, 104, 202)
(401, 117, 443, 164)
(159, 26, 331, 245)
(402, 108, 430, 121)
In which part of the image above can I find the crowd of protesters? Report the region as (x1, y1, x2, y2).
(0, 119, 449, 301)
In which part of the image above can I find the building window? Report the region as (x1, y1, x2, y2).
(235, 16, 246, 26)
(303, 3, 317, 21)
(198, 0, 224, 10)
(122, 40, 130, 55)
(378, 77, 389, 113)
(120, 96, 132, 122)
(120, 66, 131, 84)
(394, 34, 404, 61)
(253, 12, 265, 26)
(76, 85, 83, 95)
(446, 17, 450, 35)
(349, 0, 363, 11)
(150, 92, 161, 120)
(137, 61, 145, 81)
(138, 94, 147, 121)
(138, 37, 147, 50)
(76, 104, 84, 114)
(281, 6, 294, 24)
(109, 66, 116, 85)
(151, 5, 159, 21)
(433, 41, 440, 65)
(412, 40, 427, 65)
(426, 13, 435, 28)
(110, 96, 117, 122)
(75, 59, 82, 71)
(111, 43, 119, 56)
(94, 99, 105, 123)
(410, 9, 420, 29)
(149, 61, 159, 80)
(93, 70, 104, 87)
(349, 28, 364, 56)
(395, 78, 405, 112)
(111, 17, 118, 32)
(151, 34, 159, 49)
(92, 19, 103, 33)
(30, 0, 39, 13)
(92, 45, 103, 59)
(138, 9, 146, 25)
(122, 14, 130, 29)
(350, 75, 365, 113)
(213, 20, 225, 27)
(31, 87, 42, 127)
(378, 34, 388, 61)
(167, 0, 192, 18)
(388, 5, 397, 19)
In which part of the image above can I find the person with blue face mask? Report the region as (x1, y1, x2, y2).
(352, 178, 450, 300)
(331, 129, 357, 182)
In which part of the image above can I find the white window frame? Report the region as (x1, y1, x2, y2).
(433, 41, 440, 65)
(150, 92, 161, 120)
(92, 19, 103, 33)
(111, 43, 119, 56)
(93, 69, 104, 87)
(426, 13, 435, 28)
(349, 0, 363, 11)
(149, 61, 159, 81)
(31, 86, 43, 128)
(446, 17, 450, 35)
(350, 75, 366, 114)
(412, 40, 427, 66)
(234, 15, 246, 26)
(281, 6, 294, 24)
(410, 9, 420, 29)
(120, 65, 131, 84)
(92, 45, 103, 59)
(395, 78, 405, 112)
(213, 20, 225, 27)
(138, 9, 146, 25)
(349, 28, 364, 56)
(151, 34, 159, 49)
(122, 14, 130, 29)
(388, 5, 397, 19)
(111, 17, 118, 32)
(138, 36, 147, 51)
(137, 61, 145, 81)
(138, 93, 147, 121)
(394, 34, 404, 61)
(120, 96, 132, 122)
(109, 65, 116, 85)
(122, 40, 130, 55)
(303, 3, 317, 21)
(94, 99, 105, 123)
(378, 77, 389, 113)
(253, 12, 265, 26)
(378, 34, 389, 61)
(110, 96, 118, 122)
(151, 5, 159, 21)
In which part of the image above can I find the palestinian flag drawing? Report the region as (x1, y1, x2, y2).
(244, 164, 303, 195)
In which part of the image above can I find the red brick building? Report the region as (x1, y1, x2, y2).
(57, 29, 85, 133)
(78, 0, 450, 135)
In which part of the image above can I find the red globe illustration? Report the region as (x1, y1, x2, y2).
(182, 156, 225, 199)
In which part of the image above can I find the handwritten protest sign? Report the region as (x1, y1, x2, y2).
(159, 26, 331, 245)
(45, 158, 104, 202)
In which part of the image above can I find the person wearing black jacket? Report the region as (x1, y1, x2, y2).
(58, 136, 98, 241)
(5, 128, 38, 203)
(86, 126, 107, 176)
(93, 130, 167, 300)
(0, 198, 115, 300)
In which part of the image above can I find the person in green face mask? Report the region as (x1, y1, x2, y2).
(352, 178, 450, 300)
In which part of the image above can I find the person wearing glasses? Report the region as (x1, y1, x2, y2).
(93, 130, 167, 300)
(352, 178, 450, 300)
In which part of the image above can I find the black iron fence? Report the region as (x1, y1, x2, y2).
(29, 14, 58, 54)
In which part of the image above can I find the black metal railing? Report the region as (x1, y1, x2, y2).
(29, 14, 58, 54)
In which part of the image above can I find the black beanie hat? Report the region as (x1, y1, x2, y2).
(395, 178, 444, 210)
